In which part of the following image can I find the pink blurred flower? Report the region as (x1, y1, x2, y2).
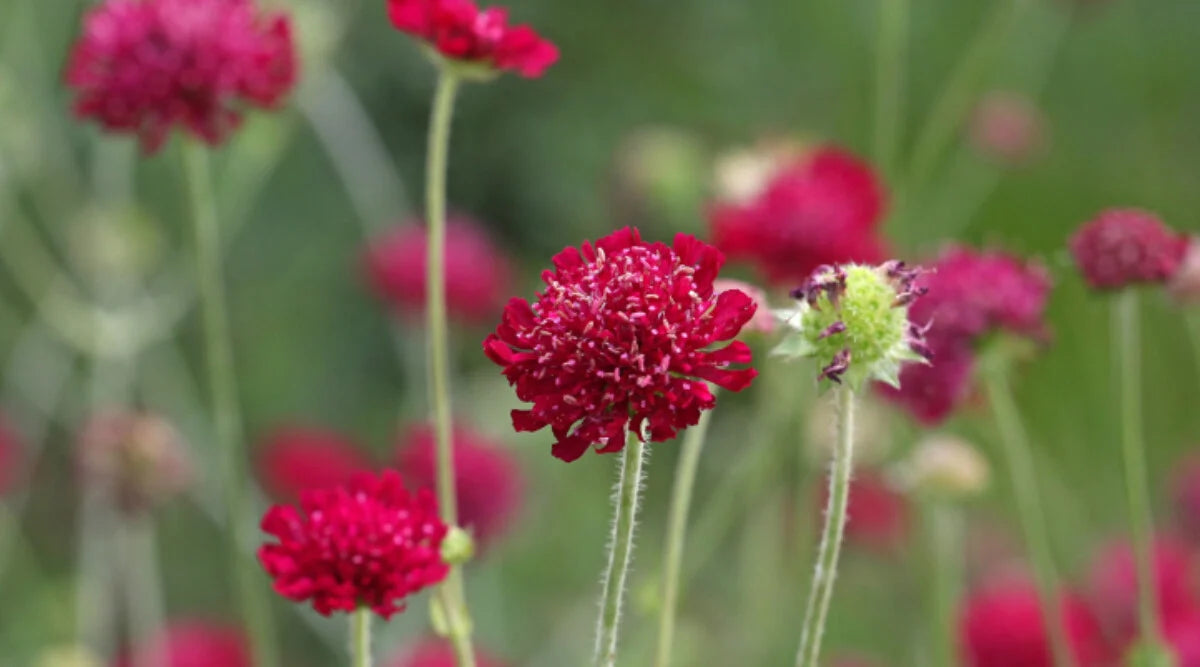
(1172, 454, 1200, 543)
(394, 423, 523, 549)
(878, 337, 976, 426)
(255, 426, 373, 503)
(1168, 238, 1200, 306)
(1089, 536, 1198, 641)
(386, 638, 505, 667)
(1069, 209, 1188, 291)
(365, 216, 514, 325)
(77, 411, 191, 513)
(713, 279, 774, 334)
(116, 620, 250, 667)
(970, 92, 1047, 166)
(0, 416, 23, 497)
(1166, 609, 1200, 667)
(817, 469, 908, 554)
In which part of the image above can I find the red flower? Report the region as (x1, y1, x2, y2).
(387, 0, 558, 78)
(394, 424, 523, 549)
(1088, 537, 1198, 642)
(877, 337, 975, 425)
(969, 92, 1047, 166)
(817, 469, 908, 553)
(483, 228, 758, 462)
(709, 147, 887, 286)
(365, 216, 514, 325)
(1166, 610, 1200, 667)
(257, 470, 448, 618)
(0, 416, 23, 497)
(116, 620, 250, 667)
(1172, 454, 1200, 543)
(1069, 209, 1188, 290)
(255, 426, 373, 503)
(65, 0, 296, 153)
(959, 578, 1114, 667)
(386, 638, 505, 667)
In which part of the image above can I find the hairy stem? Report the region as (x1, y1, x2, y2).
(595, 432, 649, 667)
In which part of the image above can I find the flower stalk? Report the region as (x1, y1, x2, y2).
(351, 607, 372, 667)
(928, 504, 964, 667)
(595, 431, 649, 667)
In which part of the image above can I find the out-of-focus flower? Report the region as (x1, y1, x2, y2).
(1168, 238, 1200, 306)
(899, 433, 990, 500)
(1069, 209, 1188, 291)
(959, 578, 1114, 667)
(65, 0, 296, 153)
(115, 620, 250, 667)
(255, 425, 372, 503)
(1088, 537, 1198, 641)
(1172, 454, 1200, 543)
(258, 470, 448, 618)
(774, 262, 931, 389)
(484, 228, 758, 462)
(1166, 610, 1200, 667)
(76, 411, 191, 513)
(878, 337, 976, 425)
(394, 423, 522, 549)
(969, 92, 1047, 166)
(386, 638, 505, 667)
(365, 216, 513, 326)
(711, 136, 808, 205)
(805, 393, 893, 465)
(386, 0, 557, 78)
(609, 127, 707, 234)
(709, 147, 887, 286)
(816, 469, 908, 553)
(713, 279, 774, 334)
(0, 416, 23, 497)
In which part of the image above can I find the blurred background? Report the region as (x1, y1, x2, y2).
(2, 0, 1200, 664)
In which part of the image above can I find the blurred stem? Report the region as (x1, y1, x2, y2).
(123, 514, 165, 667)
(873, 0, 908, 178)
(1114, 291, 1164, 646)
(424, 67, 476, 667)
(182, 142, 278, 667)
(794, 386, 855, 667)
(595, 432, 648, 667)
(350, 607, 372, 667)
(654, 392, 716, 667)
(1187, 312, 1200, 393)
(928, 504, 963, 667)
(982, 364, 1073, 667)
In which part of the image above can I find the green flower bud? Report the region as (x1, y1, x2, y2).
(440, 525, 476, 566)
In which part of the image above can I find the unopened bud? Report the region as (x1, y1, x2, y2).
(440, 525, 475, 566)
(900, 434, 990, 500)
(77, 411, 191, 514)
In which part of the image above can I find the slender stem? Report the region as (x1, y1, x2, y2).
(1114, 291, 1164, 645)
(982, 365, 1073, 667)
(594, 432, 649, 667)
(350, 607, 372, 667)
(124, 515, 165, 667)
(182, 143, 277, 667)
(873, 0, 908, 179)
(794, 386, 856, 667)
(928, 505, 963, 667)
(423, 67, 476, 667)
(1186, 312, 1200, 393)
(654, 397, 716, 667)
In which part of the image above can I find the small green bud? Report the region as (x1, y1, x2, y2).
(440, 525, 476, 566)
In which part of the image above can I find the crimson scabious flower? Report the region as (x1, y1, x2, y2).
(1088, 537, 1199, 642)
(255, 426, 372, 503)
(484, 228, 758, 462)
(387, 638, 505, 667)
(959, 578, 1114, 667)
(0, 416, 22, 497)
(1069, 209, 1188, 291)
(386, 0, 557, 78)
(77, 411, 192, 513)
(394, 423, 523, 549)
(365, 216, 513, 325)
(65, 0, 296, 153)
(816, 469, 908, 553)
(116, 620, 250, 667)
(878, 338, 975, 425)
(709, 146, 887, 286)
(713, 279, 775, 334)
(1166, 610, 1200, 667)
(1172, 455, 1200, 543)
(257, 469, 448, 618)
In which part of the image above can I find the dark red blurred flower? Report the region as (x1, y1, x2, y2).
(1172, 455, 1200, 543)
(484, 228, 758, 462)
(1069, 209, 1188, 291)
(817, 469, 908, 553)
(65, 0, 296, 153)
(394, 424, 522, 549)
(77, 411, 191, 513)
(255, 426, 372, 503)
(709, 146, 887, 286)
(386, 638, 505, 667)
(116, 620, 250, 667)
(0, 417, 22, 497)
(364, 216, 514, 325)
(386, 0, 557, 78)
(1089, 537, 1198, 641)
(960, 578, 1114, 667)
(258, 470, 448, 618)
(877, 337, 975, 426)
(1166, 610, 1200, 667)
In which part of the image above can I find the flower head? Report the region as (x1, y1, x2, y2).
(65, 0, 296, 153)
(969, 91, 1047, 166)
(1172, 454, 1200, 543)
(0, 416, 23, 497)
(712, 279, 774, 334)
(387, 638, 505, 667)
(394, 424, 523, 549)
(484, 228, 758, 462)
(709, 147, 888, 286)
(1168, 238, 1200, 306)
(1166, 610, 1200, 667)
(774, 261, 930, 390)
(257, 470, 448, 618)
(115, 620, 250, 667)
(77, 411, 191, 513)
(1069, 209, 1188, 291)
(387, 0, 557, 78)
(816, 469, 908, 553)
(1088, 536, 1198, 641)
(365, 216, 513, 325)
(877, 337, 976, 425)
(255, 426, 372, 503)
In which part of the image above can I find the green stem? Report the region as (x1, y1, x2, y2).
(1186, 312, 1200, 393)
(794, 386, 856, 667)
(124, 515, 165, 667)
(423, 67, 476, 667)
(928, 504, 963, 667)
(350, 607, 372, 667)
(873, 0, 908, 179)
(654, 396, 716, 667)
(1114, 291, 1164, 645)
(595, 432, 649, 667)
(182, 142, 277, 667)
(982, 365, 1073, 667)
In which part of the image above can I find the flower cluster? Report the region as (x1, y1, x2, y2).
(709, 147, 887, 286)
(258, 470, 448, 618)
(815, 470, 908, 554)
(76, 411, 191, 513)
(387, 0, 558, 78)
(65, 0, 296, 153)
(1069, 209, 1188, 291)
(484, 228, 758, 462)
(775, 261, 931, 390)
(364, 216, 513, 325)
(255, 426, 372, 503)
(116, 620, 250, 667)
(0, 416, 22, 497)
